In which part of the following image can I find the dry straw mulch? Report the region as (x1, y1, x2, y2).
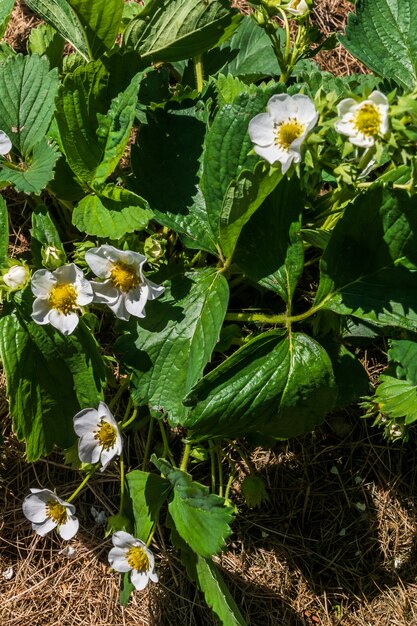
(2, 2, 417, 626)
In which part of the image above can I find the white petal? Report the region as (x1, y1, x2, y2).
(73, 408, 100, 435)
(97, 402, 117, 425)
(290, 95, 317, 125)
(145, 279, 165, 301)
(86, 248, 113, 278)
(78, 434, 101, 464)
(130, 570, 150, 591)
(31, 298, 52, 325)
(281, 153, 296, 174)
(108, 549, 132, 573)
(124, 285, 148, 318)
(100, 446, 118, 471)
(23, 494, 48, 523)
(149, 570, 159, 583)
(31, 269, 55, 297)
(53, 264, 79, 284)
(337, 98, 356, 118)
(112, 530, 136, 548)
(334, 119, 356, 136)
(59, 516, 79, 540)
(369, 90, 389, 108)
(267, 94, 297, 123)
(248, 113, 275, 147)
(33, 517, 57, 536)
(48, 309, 79, 335)
(75, 281, 94, 306)
(350, 134, 375, 148)
(91, 280, 119, 304)
(254, 143, 287, 166)
(0, 130, 12, 155)
(106, 293, 131, 321)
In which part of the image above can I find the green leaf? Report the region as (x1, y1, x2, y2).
(375, 376, 417, 425)
(0, 312, 106, 460)
(202, 83, 283, 241)
(55, 61, 143, 185)
(131, 107, 217, 253)
(30, 205, 66, 268)
(68, 0, 124, 58)
(153, 457, 234, 557)
(0, 139, 60, 195)
(28, 23, 65, 70)
(233, 175, 304, 302)
(219, 162, 282, 260)
(183, 330, 337, 439)
(339, 0, 417, 90)
(0, 54, 59, 154)
(388, 339, 417, 383)
(319, 339, 370, 409)
(170, 523, 248, 626)
(72, 184, 152, 238)
(0, 0, 14, 39)
(0, 194, 8, 264)
(126, 470, 171, 542)
(314, 187, 417, 330)
(119, 572, 135, 606)
(25, 0, 91, 60)
(220, 15, 280, 81)
(124, 0, 241, 62)
(116, 268, 229, 425)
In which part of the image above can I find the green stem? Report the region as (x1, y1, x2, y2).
(119, 456, 126, 512)
(224, 472, 235, 505)
(121, 406, 137, 431)
(109, 377, 130, 412)
(67, 465, 97, 503)
(225, 298, 330, 326)
(180, 441, 192, 472)
(194, 54, 204, 93)
(142, 414, 155, 471)
(209, 441, 216, 493)
(158, 419, 176, 466)
(217, 447, 224, 498)
(146, 523, 157, 548)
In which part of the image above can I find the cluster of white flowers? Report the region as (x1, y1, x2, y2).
(22, 402, 158, 591)
(29, 245, 164, 335)
(248, 90, 389, 173)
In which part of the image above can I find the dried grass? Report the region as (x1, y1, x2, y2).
(3, 2, 417, 626)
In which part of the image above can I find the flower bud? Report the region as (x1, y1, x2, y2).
(285, 0, 310, 16)
(41, 245, 66, 270)
(2, 264, 30, 291)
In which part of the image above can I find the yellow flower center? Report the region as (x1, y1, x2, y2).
(48, 283, 77, 315)
(353, 103, 381, 136)
(110, 262, 140, 293)
(94, 420, 117, 450)
(274, 118, 305, 150)
(126, 546, 149, 572)
(46, 500, 68, 526)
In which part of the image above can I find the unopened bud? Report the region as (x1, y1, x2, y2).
(286, 0, 310, 16)
(2, 264, 29, 290)
(42, 245, 66, 270)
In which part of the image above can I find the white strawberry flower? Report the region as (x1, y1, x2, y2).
(286, 0, 309, 16)
(73, 402, 123, 471)
(31, 263, 94, 335)
(22, 488, 79, 540)
(0, 130, 12, 155)
(85, 245, 164, 322)
(108, 531, 158, 591)
(248, 93, 318, 174)
(334, 91, 389, 148)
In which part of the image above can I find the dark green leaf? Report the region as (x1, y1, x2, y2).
(0, 0, 14, 39)
(28, 23, 65, 70)
(117, 268, 229, 425)
(0, 194, 8, 264)
(388, 339, 417, 383)
(375, 375, 417, 425)
(131, 107, 217, 253)
(0, 312, 106, 460)
(319, 339, 370, 408)
(314, 187, 417, 330)
(124, 0, 241, 62)
(233, 176, 304, 302)
(153, 457, 234, 558)
(30, 205, 66, 268)
(68, 0, 124, 58)
(126, 470, 171, 542)
(0, 139, 60, 195)
(183, 330, 337, 439)
(339, 0, 417, 90)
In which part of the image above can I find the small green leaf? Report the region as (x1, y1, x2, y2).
(0, 139, 60, 195)
(319, 339, 370, 409)
(340, 0, 417, 90)
(0, 311, 106, 460)
(389, 339, 417, 384)
(28, 23, 65, 70)
(183, 330, 337, 439)
(117, 268, 229, 425)
(0, 0, 14, 39)
(0, 54, 59, 154)
(68, 0, 124, 58)
(375, 376, 417, 425)
(30, 205, 66, 268)
(124, 0, 241, 62)
(126, 470, 171, 542)
(0, 194, 8, 264)
(72, 185, 152, 238)
(153, 457, 234, 558)
(119, 572, 135, 606)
